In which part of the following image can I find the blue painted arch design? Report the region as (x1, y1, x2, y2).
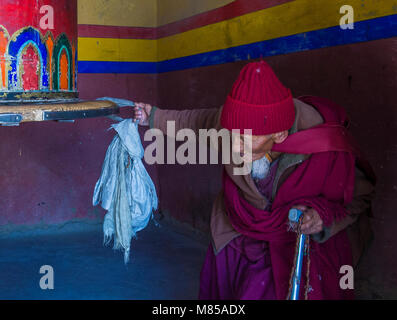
(8, 27, 49, 90)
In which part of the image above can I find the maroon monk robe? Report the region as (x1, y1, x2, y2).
(222, 96, 369, 299)
(199, 160, 280, 300)
(223, 150, 356, 299)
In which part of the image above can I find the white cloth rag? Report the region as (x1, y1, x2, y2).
(93, 99, 158, 263)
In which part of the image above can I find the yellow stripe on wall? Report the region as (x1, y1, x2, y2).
(157, 0, 397, 61)
(78, 0, 397, 63)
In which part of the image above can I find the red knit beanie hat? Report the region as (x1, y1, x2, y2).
(220, 60, 295, 135)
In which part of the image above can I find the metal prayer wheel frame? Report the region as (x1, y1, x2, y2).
(0, 100, 119, 126)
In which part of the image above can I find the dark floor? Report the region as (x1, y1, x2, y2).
(0, 218, 391, 300)
(0, 221, 208, 300)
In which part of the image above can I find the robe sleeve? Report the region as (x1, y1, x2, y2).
(149, 105, 223, 135)
(312, 166, 376, 243)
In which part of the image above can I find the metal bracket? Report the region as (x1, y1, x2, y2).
(0, 113, 22, 126)
(43, 107, 119, 121)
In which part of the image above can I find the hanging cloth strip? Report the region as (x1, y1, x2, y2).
(93, 97, 158, 263)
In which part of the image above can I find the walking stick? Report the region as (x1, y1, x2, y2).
(288, 208, 306, 300)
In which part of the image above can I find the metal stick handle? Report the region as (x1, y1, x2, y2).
(288, 208, 305, 300)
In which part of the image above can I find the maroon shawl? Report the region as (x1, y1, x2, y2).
(223, 96, 373, 299)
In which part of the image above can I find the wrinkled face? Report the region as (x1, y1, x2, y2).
(232, 133, 275, 162)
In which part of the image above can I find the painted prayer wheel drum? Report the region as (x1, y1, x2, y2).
(0, 0, 78, 103)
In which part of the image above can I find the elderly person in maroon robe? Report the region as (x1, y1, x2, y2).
(133, 61, 376, 300)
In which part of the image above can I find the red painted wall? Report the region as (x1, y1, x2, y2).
(0, 73, 158, 229)
(0, 0, 395, 297)
(0, 0, 159, 231)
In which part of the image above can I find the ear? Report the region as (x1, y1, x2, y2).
(272, 130, 288, 144)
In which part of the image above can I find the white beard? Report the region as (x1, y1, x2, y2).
(251, 154, 271, 180)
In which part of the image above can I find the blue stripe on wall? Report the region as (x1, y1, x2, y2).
(79, 14, 397, 74)
(78, 61, 157, 74)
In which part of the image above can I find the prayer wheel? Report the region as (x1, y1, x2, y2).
(0, 0, 78, 102)
(0, 0, 118, 124)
